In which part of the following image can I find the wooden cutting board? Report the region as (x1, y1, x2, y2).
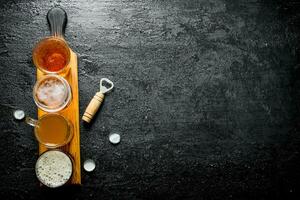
(36, 49, 81, 185)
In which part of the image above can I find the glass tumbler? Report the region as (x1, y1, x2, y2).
(33, 74, 72, 112)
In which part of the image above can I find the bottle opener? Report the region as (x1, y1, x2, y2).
(82, 78, 114, 123)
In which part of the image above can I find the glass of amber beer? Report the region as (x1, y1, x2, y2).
(33, 7, 70, 74)
(33, 37, 70, 74)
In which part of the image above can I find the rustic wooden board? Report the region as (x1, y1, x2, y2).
(37, 49, 81, 185)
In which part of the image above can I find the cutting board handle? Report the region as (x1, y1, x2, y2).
(47, 7, 67, 38)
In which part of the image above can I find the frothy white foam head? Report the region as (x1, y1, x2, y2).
(36, 77, 67, 108)
(36, 150, 72, 188)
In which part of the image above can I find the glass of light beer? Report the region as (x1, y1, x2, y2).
(26, 113, 73, 148)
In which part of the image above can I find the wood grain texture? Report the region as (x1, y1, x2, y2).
(37, 49, 81, 185)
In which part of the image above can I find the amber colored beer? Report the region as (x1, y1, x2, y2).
(33, 37, 70, 74)
(34, 114, 73, 148)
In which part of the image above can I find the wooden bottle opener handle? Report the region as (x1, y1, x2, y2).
(82, 92, 105, 123)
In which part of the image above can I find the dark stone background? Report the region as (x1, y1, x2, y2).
(0, 0, 300, 199)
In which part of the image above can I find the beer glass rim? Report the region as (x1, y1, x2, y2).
(32, 36, 71, 74)
(33, 74, 72, 112)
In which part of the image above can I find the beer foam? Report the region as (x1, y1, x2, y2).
(36, 150, 72, 188)
(36, 78, 67, 108)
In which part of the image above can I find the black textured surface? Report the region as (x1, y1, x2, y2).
(1, 0, 300, 199)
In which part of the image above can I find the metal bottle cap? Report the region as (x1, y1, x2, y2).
(84, 159, 96, 172)
(109, 133, 121, 144)
(13, 110, 25, 120)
